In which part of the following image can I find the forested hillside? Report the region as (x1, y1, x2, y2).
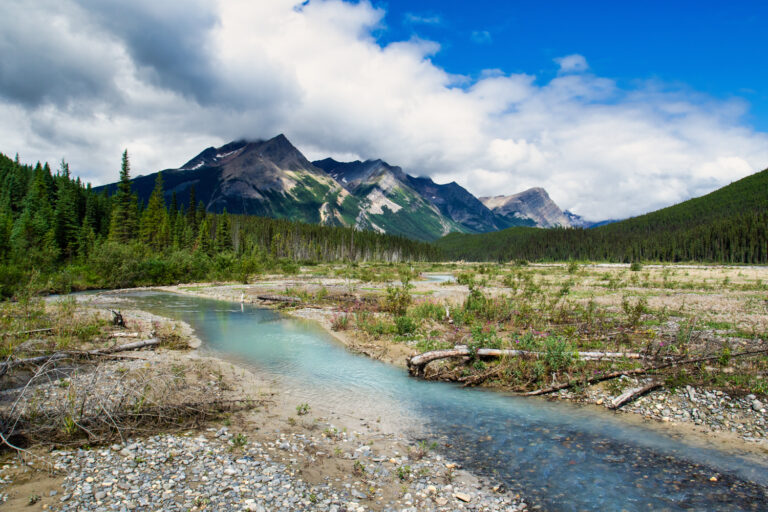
(0, 152, 438, 297)
(437, 167, 768, 263)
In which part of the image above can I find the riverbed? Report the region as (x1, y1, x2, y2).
(108, 290, 768, 511)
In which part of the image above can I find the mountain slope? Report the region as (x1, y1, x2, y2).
(480, 188, 570, 228)
(97, 135, 358, 227)
(312, 158, 462, 240)
(313, 158, 508, 234)
(96, 134, 595, 241)
(436, 167, 768, 263)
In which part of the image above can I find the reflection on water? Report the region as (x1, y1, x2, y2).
(112, 291, 767, 511)
(422, 273, 456, 283)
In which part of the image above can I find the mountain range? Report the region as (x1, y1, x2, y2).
(98, 134, 593, 241)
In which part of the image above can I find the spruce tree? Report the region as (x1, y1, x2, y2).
(195, 216, 213, 255)
(215, 211, 233, 252)
(139, 172, 170, 250)
(108, 150, 138, 243)
(54, 160, 80, 258)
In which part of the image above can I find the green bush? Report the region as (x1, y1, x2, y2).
(411, 301, 444, 322)
(543, 335, 573, 371)
(395, 315, 418, 335)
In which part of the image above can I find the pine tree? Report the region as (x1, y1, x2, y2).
(108, 150, 138, 243)
(139, 172, 170, 250)
(195, 216, 213, 255)
(54, 160, 80, 258)
(10, 165, 58, 267)
(215, 211, 233, 252)
(186, 186, 197, 233)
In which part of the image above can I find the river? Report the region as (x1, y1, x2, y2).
(112, 290, 768, 511)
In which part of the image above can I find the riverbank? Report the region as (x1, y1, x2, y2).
(0, 294, 526, 511)
(154, 268, 767, 460)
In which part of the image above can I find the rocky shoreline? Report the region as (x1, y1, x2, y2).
(0, 292, 527, 511)
(158, 280, 768, 455)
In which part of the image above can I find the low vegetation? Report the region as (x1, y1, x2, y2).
(277, 262, 767, 398)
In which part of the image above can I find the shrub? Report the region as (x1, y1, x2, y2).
(330, 314, 349, 331)
(411, 301, 445, 322)
(394, 315, 418, 335)
(383, 281, 412, 316)
(543, 335, 573, 371)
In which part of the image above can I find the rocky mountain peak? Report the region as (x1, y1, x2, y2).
(480, 187, 572, 228)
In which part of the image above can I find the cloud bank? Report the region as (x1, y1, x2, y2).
(1, 0, 767, 220)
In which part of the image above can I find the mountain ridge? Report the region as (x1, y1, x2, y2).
(96, 134, 590, 241)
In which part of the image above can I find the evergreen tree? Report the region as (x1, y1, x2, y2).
(186, 186, 198, 233)
(215, 211, 233, 252)
(10, 165, 58, 267)
(139, 172, 170, 250)
(195, 216, 213, 255)
(108, 150, 138, 243)
(54, 160, 80, 258)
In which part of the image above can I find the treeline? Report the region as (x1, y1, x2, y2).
(0, 152, 438, 297)
(437, 167, 768, 263)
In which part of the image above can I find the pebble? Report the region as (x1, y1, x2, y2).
(556, 380, 767, 445)
(34, 431, 525, 512)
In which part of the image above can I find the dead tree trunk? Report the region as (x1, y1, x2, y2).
(256, 294, 302, 304)
(0, 338, 160, 374)
(407, 345, 645, 377)
(607, 381, 662, 410)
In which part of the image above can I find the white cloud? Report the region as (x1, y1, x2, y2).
(554, 54, 589, 74)
(404, 13, 442, 26)
(1, 0, 767, 220)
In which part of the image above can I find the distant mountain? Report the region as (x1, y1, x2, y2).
(480, 188, 570, 228)
(563, 210, 617, 229)
(97, 134, 593, 241)
(97, 135, 358, 227)
(313, 158, 504, 238)
(436, 166, 768, 263)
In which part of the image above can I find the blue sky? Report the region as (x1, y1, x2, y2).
(2, 0, 767, 219)
(376, 0, 768, 130)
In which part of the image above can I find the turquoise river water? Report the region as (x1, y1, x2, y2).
(116, 291, 767, 511)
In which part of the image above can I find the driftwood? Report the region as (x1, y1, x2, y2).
(256, 294, 302, 304)
(407, 345, 645, 377)
(607, 381, 663, 410)
(523, 347, 768, 396)
(0, 338, 160, 373)
(111, 332, 140, 338)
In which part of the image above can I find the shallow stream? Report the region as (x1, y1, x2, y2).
(115, 290, 768, 511)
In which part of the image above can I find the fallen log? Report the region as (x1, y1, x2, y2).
(406, 345, 646, 377)
(111, 332, 140, 338)
(523, 347, 768, 396)
(256, 294, 302, 304)
(0, 338, 160, 374)
(607, 381, 663, 410)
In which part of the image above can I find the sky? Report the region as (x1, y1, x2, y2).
(1, 0, 767, 220)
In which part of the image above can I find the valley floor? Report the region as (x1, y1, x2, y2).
(0, 293, 523, 511)
(160, 261, 768, 459)
(1, 261, 766, 510)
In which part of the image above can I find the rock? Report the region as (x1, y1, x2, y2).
(454, 492, 471, 502)
(752, 400, 764, 412)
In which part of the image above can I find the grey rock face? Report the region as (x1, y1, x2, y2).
(480, 187, 573, 228)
